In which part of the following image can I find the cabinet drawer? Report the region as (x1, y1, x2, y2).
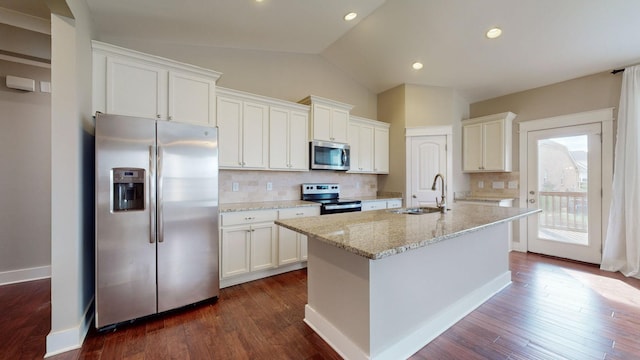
(362, 200, 387, 211)
(221, 210, 278, 226)
(386, 199, 402, 209)
(279, 206, 320, 219)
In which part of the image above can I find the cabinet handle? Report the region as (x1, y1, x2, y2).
(156, 114, 161, 118)
(245, 216, 255, 220)
(296, 213, 304, 216)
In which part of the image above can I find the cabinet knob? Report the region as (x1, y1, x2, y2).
(156, 114, 161, 118)
(168, 116, 173, 120)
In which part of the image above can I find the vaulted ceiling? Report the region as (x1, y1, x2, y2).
(4, 0, 640, 102)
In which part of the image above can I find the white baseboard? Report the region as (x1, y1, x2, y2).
(45, 296, 94, 358)
(0, 265, 51, 286)
(305, 272, 512, 360)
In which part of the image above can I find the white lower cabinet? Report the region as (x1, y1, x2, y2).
(220, 210, 277, 279)
(220, 206, 320, 287)
(278, 207, 320, 265)
(362, 199, 403, 211)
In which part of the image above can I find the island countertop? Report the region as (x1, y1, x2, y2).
(275, 204, 540, 260)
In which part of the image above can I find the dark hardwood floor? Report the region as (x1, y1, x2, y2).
(3, 252, 640, 360)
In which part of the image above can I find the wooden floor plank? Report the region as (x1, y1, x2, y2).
(4, 252, 640, 359)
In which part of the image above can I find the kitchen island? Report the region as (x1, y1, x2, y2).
(275, 204, 540, 360)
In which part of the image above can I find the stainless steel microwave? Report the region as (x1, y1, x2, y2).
(309, 140, 350, 171)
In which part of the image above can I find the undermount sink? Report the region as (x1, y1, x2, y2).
(388, 207, 444, 215)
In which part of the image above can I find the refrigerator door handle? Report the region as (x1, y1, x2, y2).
(157, 145, 164, 243)
(149, 146, 156, 243)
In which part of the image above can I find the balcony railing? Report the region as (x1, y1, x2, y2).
(538, 191, 588, 232)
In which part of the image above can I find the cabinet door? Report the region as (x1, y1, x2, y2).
(221, 227, 251, 278)
(331, 108, 349, 143)
(358, 125, 374, 172)
(106, 56, 167, 119)
(217, 96, 243, 168)
(242, 101, 268, 169)
(462, 122, 483, 171)
(250, 223, 277, 271)
(288, 111, 309, 170)
(269, 107, 290, 170)
(168, 71, 215, 125)
(278, 227, 300, 266)
(374, 126, 389, 173)
(312, 103, 332, 141)
(482, 119, 505, 171)
(348, 123, 361, 172)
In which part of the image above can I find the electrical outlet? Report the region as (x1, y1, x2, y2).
(492, 181, 505, 189)
(508, 181, 518, 189)
(232, 182, 239, 192)
(478, 181, 484, 189)
(266, 182, 273, 191)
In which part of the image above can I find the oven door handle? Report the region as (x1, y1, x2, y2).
(324, 203, 361, 211)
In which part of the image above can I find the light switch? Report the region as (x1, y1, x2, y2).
(508, 181, 518, 189)
(266, 182, 273, 191)
(478, 181, 484, 189)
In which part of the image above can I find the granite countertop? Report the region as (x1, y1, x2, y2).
(220, 200, 320, 213)
(276, 204, 540, 260)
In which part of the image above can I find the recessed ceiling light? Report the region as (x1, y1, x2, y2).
(486, 27, 502, 39)
(412, 62, 423, 70)
(344, 12, 358, 21)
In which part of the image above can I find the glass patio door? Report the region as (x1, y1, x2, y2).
(526, 123, 602, 264)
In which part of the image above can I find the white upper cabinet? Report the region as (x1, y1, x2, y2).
(374, 126, 390, 173)
(299, 95, 353, 143)
(348, 116, 390, 174)
(217, 87, 310, 171)
(168, 71, 216, 125)
(217, 91, 268, 169)
(269, 106, 309, 171)
(92, 41, 221, 126)
(462, 112, 516, 172)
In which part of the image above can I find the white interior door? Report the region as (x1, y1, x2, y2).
(526, 123, 602, 264)
(409, 136, 447, 208)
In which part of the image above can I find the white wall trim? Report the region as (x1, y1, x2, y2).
(0, 7, 51, 35)
(518, 107, 615, 255)
(405, 125, 452, 137)
(0, 265, 51, 286)
(304, 305, 368, 360)
(45, 297, 94, 358)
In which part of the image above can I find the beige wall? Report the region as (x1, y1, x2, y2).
(92, 37, 378, 119)
(377, 84, 406, 195)
(470, 71, 622, 171)
(0, 60, 51, 275)
(377, 84, 470, 197)
(0, 23, 51, 60)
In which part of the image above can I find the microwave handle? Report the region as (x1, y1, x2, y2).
(342, 149, 347, 165)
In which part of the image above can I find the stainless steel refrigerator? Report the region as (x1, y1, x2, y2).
(95, 113, 219, 329)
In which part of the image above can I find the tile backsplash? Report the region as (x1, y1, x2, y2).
(467, 172, 520, 198)
(220, 170, 378, 204)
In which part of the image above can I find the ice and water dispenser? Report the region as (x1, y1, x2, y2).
(112, 168, 145, 211)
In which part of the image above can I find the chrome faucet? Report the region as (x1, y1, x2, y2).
(431, 173, 446, 213)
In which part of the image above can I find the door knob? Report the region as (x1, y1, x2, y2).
(529, 199, 536, 203)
